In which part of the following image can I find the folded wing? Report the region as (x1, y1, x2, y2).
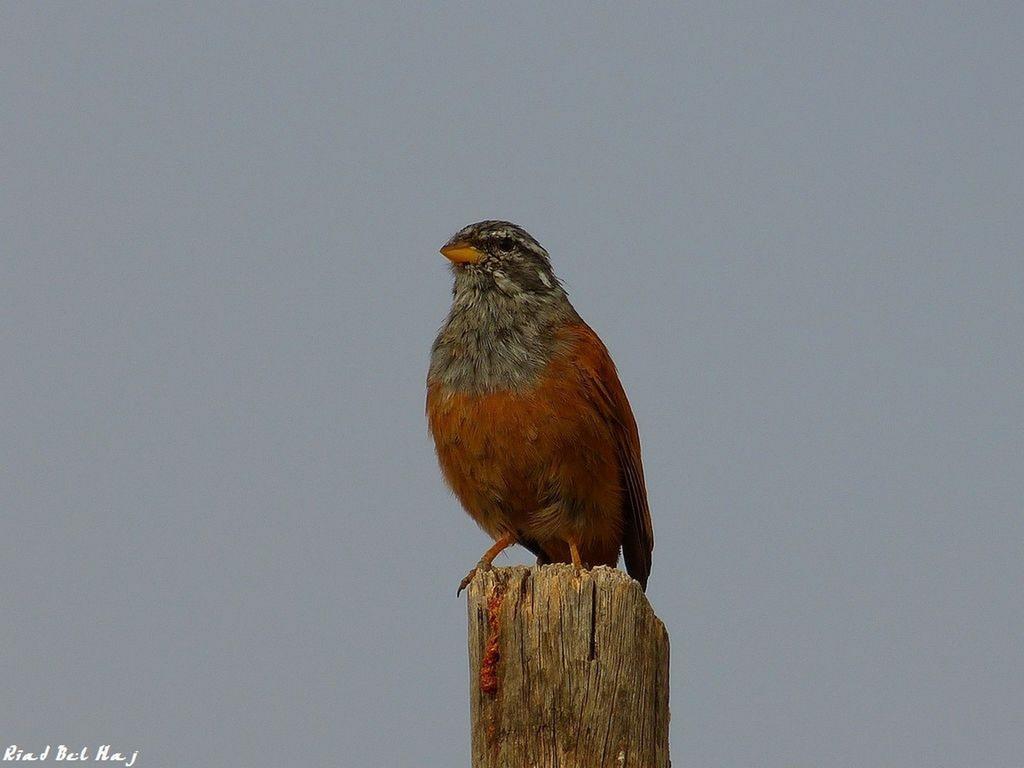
(569, 323, 654, 589)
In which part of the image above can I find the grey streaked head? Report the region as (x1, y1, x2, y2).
(439, 220, 561, 298)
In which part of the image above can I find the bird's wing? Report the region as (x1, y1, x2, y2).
(568, 322, 654, 589)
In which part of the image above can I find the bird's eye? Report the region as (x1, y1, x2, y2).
(495, 237, 516, 253)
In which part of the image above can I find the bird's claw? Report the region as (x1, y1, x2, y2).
(456, 560, 491, 596)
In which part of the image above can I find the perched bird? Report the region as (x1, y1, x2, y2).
(427, 221, 654, 593)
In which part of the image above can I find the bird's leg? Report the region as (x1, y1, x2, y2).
(457, 532, 516, 596)
(568, 538, 584, 573)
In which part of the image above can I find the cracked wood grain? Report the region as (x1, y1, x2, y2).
(467, 565, 670, 767)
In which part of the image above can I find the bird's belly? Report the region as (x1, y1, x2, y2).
(426, 374, 622, 546)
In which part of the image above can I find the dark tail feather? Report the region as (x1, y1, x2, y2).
(622, 524, 651, 591)
(520, 537, 553, 565)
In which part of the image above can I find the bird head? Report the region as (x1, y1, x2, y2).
(440, 220, 561, 299)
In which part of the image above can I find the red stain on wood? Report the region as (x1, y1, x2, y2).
(480, 587, 503, 696)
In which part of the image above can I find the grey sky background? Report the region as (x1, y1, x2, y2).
(2, 3, 1022, 766)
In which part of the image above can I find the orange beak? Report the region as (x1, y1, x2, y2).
(440, 242, 484, 264)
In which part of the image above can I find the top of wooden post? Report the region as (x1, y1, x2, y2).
(466, 565, 670, 767)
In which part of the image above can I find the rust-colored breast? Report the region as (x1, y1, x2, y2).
(426, 324, 628, 565)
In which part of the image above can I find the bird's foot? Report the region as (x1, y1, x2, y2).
(457, 559, 491, 596)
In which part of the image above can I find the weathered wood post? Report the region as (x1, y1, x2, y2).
(466, 564, 670, 767)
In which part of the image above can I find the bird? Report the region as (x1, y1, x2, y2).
(426, 220, 654, 594)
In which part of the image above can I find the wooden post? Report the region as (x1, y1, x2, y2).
(466, 564, 670, 767)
